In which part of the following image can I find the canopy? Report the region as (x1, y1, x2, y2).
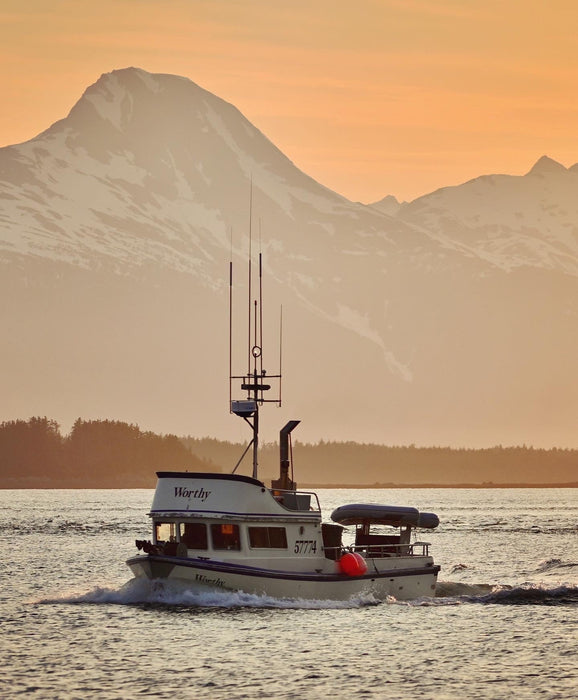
(330, 504, 439, 529)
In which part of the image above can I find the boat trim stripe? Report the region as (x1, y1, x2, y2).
(149, 509, 321, 520)
(127, 554, 440, 583)
(156, 471, 264, 487)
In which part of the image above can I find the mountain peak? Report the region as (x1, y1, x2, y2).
(526, 155, 567, 176)
(368, 194, 401, 215)
(89, 67, 199, 100)
(66, 67, 207, 134)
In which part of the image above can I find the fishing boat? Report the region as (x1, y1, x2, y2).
(126, 254, 441, 601)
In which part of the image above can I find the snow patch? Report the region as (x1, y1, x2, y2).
(336, 304, 413, 381)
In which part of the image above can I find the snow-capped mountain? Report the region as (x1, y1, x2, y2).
(1, 68, 576, 450)
(391, 155, 578, 276)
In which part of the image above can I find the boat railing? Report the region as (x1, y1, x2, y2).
(355, 541, 431, 557)
(269, 489, 321, 512)
(324, 542, 431, 559)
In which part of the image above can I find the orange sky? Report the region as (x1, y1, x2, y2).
(1, 0, 578, 202)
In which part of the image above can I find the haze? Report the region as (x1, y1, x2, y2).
(1, 0, 577, 202)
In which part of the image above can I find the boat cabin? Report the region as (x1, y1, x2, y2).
(135, 471, 325, 566)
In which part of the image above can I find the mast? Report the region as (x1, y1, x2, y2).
(229, 196, 281, 480)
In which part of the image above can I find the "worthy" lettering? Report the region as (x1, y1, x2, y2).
(174, 486, 211, 501)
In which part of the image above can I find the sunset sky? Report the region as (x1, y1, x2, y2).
(2, 0, 578, 202)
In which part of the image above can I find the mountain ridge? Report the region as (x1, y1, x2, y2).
(1, 67, 576, 450)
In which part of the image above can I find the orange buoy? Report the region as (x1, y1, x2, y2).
(339, 551, 368, 576)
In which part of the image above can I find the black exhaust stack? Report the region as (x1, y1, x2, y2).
(271, 420, 300, 491)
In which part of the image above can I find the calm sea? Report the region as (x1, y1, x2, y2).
(2, 488, 577, 699)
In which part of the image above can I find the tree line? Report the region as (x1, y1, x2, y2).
(1, 418, 576, 488)
(0, 417, 213, 488)
(182, 437, 578, 487)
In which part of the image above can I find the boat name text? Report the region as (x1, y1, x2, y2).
(195, 573, 225, 588)
(174, 486, 212, 501)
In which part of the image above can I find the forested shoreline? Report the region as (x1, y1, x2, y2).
(182, 437, 578, 488)
(0, 417, 211, 488)
(1, 417, 576, 488)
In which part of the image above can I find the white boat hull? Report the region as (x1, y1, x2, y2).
(126, 554, 440, 601)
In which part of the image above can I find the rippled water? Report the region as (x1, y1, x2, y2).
(2, 488, 577, 699)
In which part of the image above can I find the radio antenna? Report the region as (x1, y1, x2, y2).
(259, 259, 264, 376)
(247, 178, 253, 375)
(229, 254, 233, 413)
(279, 305, 283, 406)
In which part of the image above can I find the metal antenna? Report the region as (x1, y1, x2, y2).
(279, 305, 283, 407)
(259, 219, 264, 376)
(229, 256, 233, 413)
(247, 179, 253, 375)
(259, 251, 264, 377)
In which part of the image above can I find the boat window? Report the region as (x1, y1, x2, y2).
(179, 522, 208, 550)
(211, 523, 241, 550)
(248, 527, 288, 549)
(155, 522, 177, 543)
